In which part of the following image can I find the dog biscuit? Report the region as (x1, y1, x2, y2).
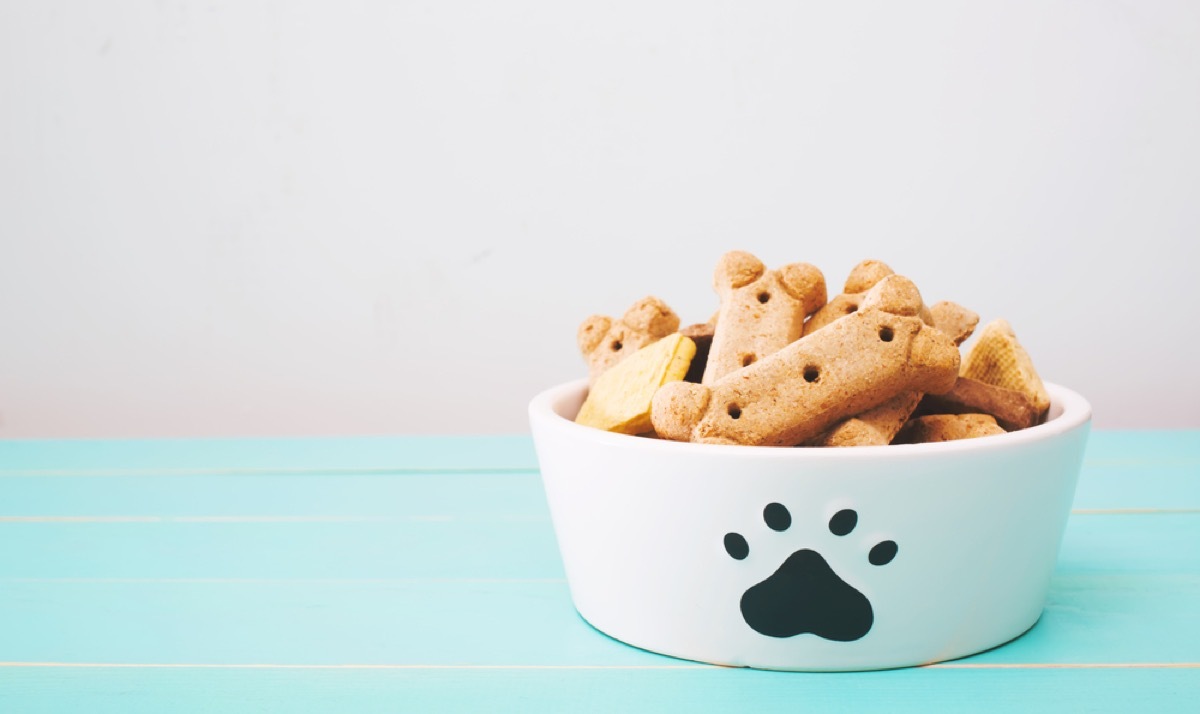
(807, 280, 976, 447)
(808, 391, 924, 447)
(803, 260, 895, 335)
(575, 333, 696, 435)
(578, 296, 680, 383)
(652, 275, 959, 446)
(916, 376, 1039, 431)
(960, 319, 1050, 416)
(893, 413, 1005, 444)
(929, 301, 979, 346)
(702, 251, 826, 385)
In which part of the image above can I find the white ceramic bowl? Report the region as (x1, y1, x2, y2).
(529, 379, 1091, 671)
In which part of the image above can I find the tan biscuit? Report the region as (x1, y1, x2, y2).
(702, 251, 826, 385)
(960, 319, 1050, 415)
(679, 322, 716, 384)
(575, 333, 696, 435)
(805, 273, 972, 447)
(808, 391, 924, 447)
(842, 259, 895, 294)
(578, 296, 680, 383)
(803, 260, 895, 335)
(929, 301, 979, 346)
(652, 275, 960, 446)
(679, 321, 715, 341)
(916, 376, 1039, 431)
(893, 413, 1005, 444)
(806, 261, 955, 338)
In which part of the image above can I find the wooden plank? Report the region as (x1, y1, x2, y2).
(1, 463, 1195, 520)
(0, 662, 1197, 713)
(0, 513, 1194, 580)
(1072, 461, 1200, 511)
(0, 521, 566, 579)
(1057, 514, 1200, 574)
(0, 431, 1195, 711)
(1080, 431, 1199, 463)
(0, 466, 1195, 520)
(1, 432, 1195, 511)
(0, 472, 551, 519)
(0, 574, 1195, 667)
(0, 436, 539, 475)
(0, 430, 1193, 477)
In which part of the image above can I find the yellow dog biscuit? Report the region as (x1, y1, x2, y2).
(652, 276, 959, 446)
(575, 333, 696, 435)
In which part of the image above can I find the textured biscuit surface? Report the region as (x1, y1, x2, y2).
(806, 274, 974, 447)
(702, 251, 826, 385)
(893, 413, 1005, 444)
(929, 301, 980, 346)
(575, 333, 696, 435)
(960, 319, 1050, 415)
(578, 296, 679, 383)
(809, 391, 923, 447)
(652, 275, 960, 446)
(802, 260, 894, 335)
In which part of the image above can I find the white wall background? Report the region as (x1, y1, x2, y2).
(1, 1, 1197, 437)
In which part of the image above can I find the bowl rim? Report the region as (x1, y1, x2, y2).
(529, 378, 1092, 460)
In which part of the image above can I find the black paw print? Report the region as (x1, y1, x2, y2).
(724, 503, 897, 641)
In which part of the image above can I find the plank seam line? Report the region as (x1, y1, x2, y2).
(2, 510, 1197, 523)
(0, 458, 1195, 478)
(1071, 508, 1200, 515)
(0, 456, 1195, 477)
(929, 663, 1200, 669)
(0, 663, 709, 670)
(0, 578, 569, 584)
(0, 468, 540, 478)
(1085, 459, 1200, 467)
(0, 662, 1196, 670)
(0, 515, 551, 523)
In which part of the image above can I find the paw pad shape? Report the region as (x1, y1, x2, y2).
(724, 503, 897, 641)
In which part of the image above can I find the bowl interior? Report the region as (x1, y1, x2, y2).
(533, 377, 1090, 456)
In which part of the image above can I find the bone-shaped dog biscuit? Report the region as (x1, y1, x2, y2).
(804, 259, 960, 338)
(810, 391, 924, 447)
(893, 413, 1005, 444)
(803, 260, 897, 335)
(916, 376, 1039, 431)
(929, 301, 980, 346)
(651, 276, 960, 446)
(807, 280, 977, 447)
(578, 296, 680, 384)
(702, 251, 826, 385)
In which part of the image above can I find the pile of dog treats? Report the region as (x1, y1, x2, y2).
(574, 252, 1049, 447)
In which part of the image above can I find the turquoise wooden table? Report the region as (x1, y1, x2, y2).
(0, 432, 1196, 712)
